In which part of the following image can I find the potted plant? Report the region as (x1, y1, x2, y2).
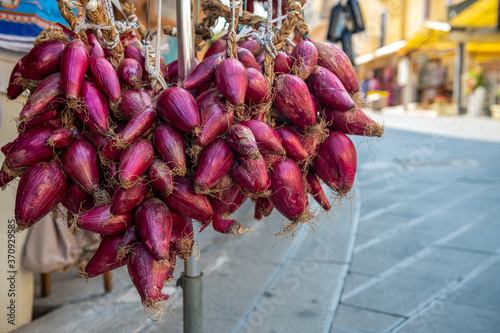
(465, 66, 487, 117)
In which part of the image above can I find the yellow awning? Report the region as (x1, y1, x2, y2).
(402, 28, 453, 53)
(450, 0, 498, 28)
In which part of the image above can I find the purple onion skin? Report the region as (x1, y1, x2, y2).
(7, 56, 25, 99)
(1, 170, 15, 188)
(314, 41, 359, 93)
(182, 52, 225, 90)
(162, 177, 214, 222)
(227, 191, 247, 215)
(254, 197, 274, 220)
(118, 58, 143, 89)
(274, 51, 292, 75)
(237, 47, 260, 71)
(135, 198, 173, 261)
(47, 127, 74, 149)
(19, 109, 60, 133)
(231, 155, 270, 195)
(308, 66, 356, 111)
(239, 39, 262, 56)
(273, 74, 316, 129)
(171, 213, 194, 260)
(120, 225, 140, 249)
(99, 137, 123, 161)
(20, 72, 64, 121)
(86, 30, 105, 57)
(312, 131, 357, 194)
(117, 89, 152, 121)
(152, 124, 187, 176)
(196, 88, 223, 110)
(148, 159, 174, 196)
(226, 124, 260, 159)
(62, 139, 100, 194)
(85, 235, 128, 277)
(323, 106, 384, 137)
(215, 58, 248, 106)
(77, 80, 110, 135)
(241, 120, 284, 155)
(275, 126, 309, 161)
(307, 172, 331, 211)
(245, 68, 271, 104)
(204, 37, 227, 59)
(4, 125, 54, 171)
(118, 139, 154, 185)
(195, 102, 234, 147)
(87, 56, 121, 103)
(194, 140, 234, 193)
(117, 105, 156, 147)
(62, 39, 89, 99)
(290, 40, 318, 79)
(110, 178, 149, 215)
(210, 175, 241, 216)
(157, 87, 201, 133)
(15, 162, 67, 229)
(21, 40, 66, 80)
(268, 158, 308, 220)
(1, 142, 13, 156)
(77, 204, 134, 235)
(127, 244, 170, 305)
(166, 60, 178, 82)
(61, 181, 95, 215)
(124, 45, 144, 64)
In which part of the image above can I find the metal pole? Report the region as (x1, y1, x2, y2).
(176, 1, 201, 332)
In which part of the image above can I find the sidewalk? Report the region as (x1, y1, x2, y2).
(12, 110, 500, 333)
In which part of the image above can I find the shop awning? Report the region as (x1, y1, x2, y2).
(401, 27, 454, 53)
(449, 0, 499, 28)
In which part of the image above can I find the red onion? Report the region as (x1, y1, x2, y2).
(19, 109, 60, 133)
(153, 124, 187, 176)
(194, 140, 234, 193)
(157, 87, 200, 133)
(77, 80, 110, 134)
(99, 137, 123, 162)
(118, 139, 154, 185)
(245, 68, 271, 104)
(204, 36, 227, 59)
(61, 39, 89, 99)
(226, 124, 260, 159)
(15, 162, 67, 229)
(87, 56, 121, 103)
(1, 142, 13, 156)
(274, 51, 291, 75)
(85, 234, 128, 277)
(196, 102, 234, 147)
(323, 106, 384, 137)
(312, 131, 357, 195)
(148, 159, 174, 196)
(308, 66, 355, 111)
(61, 181, 95, 215)
(210, 175, 241, 216)
(62, 139, 100, 194)
(86, 30, 105, 57)
(232, 155, 270, 195)
(170, 213, 193, 260)
(227, 191, 248, 214)
(21, 39, 66, 80)
(118, 58, 143, 89)
(237, 47, 260, 71)
(166, 60, 178, 82)
(314, 41, 359, 93)
(117, 105, 156, 147)
(183, 52, 225, 90)
(162, 177, 213, 222)
(117, 89, 152, 120)
(0, 170, 15, 188)
(254, 197, 274, 220)
(47, 127, 74, 149)
(215, 58, 248, 106)
(273, 74, 316, 128)
(127, 244, 170, 306)
(20, 72, 64, 121)
(241, 120, 284, 155)
(239, 39, 262, 56)
(7, 56, 25, 100)
(196, 88, 223, 110)
(212, 215, 246, 235)
(110, 178, 149, 215)
(307, 172, 331, 211)
(76, 204, 133, 235)
(135, 198, 173, 261)
(275, 126, 308, 160)
(268, 158, 308, 220)
(290, 40, 318, 80)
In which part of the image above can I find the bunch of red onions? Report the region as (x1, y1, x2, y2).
(1, 25, 382, 313)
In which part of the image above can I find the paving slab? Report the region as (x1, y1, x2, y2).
(333, 304, 404, 333)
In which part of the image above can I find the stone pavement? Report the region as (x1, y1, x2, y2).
(12, 111, 500, 333)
